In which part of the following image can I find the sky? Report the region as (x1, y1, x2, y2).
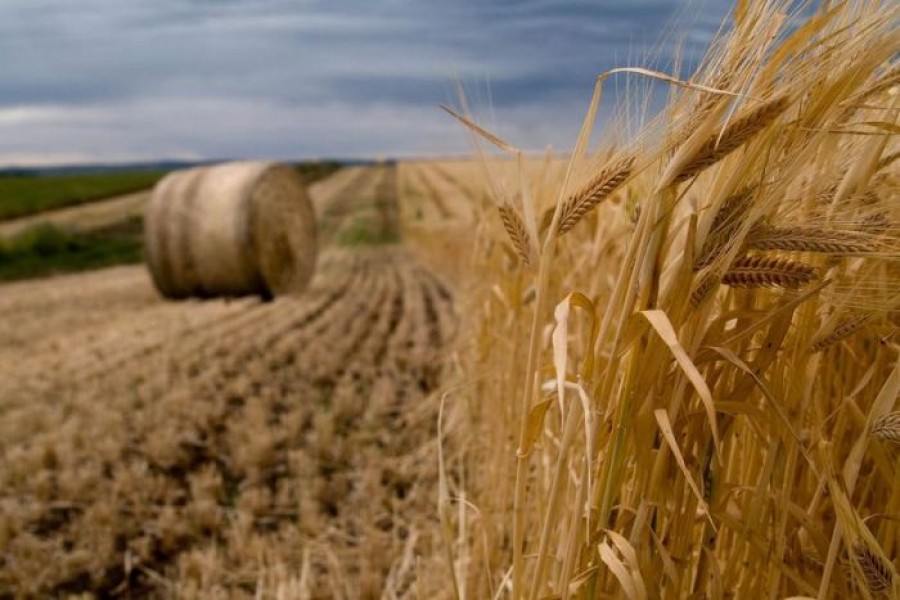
(0, 0, 737, 167)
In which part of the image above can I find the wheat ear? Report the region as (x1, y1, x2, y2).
(556, 155, 635, 235)
(871, 411, 900, 444)
(694, 186, 756, 270)
(722, 255, 817, 289)
(690, 271, 721, 307)
(853, 543, 893, 594)
(497, 203, 534, 266)
(810, 313, 874, 353)
(673, 95, 791, 184)
(862, 212, 892, 235)
(747, 226, 878, 254)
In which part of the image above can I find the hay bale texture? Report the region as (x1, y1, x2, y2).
(145, 161, 317, 299)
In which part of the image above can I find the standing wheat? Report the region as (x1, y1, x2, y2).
(694, 186, 757, 270)
(556, 155, 635, 235)
(810, 313, 874, 352)
(673, 95, 791, 184)
(497, 203, 535, 266)
(747, 227, 877, 254)
(722, 255, 817, 289)
(853, 543, 893, 594)
(871, 411, 900, 443)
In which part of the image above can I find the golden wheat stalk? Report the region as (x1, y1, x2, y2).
(813, 180, 841, 205)
(694, 186, 756, 270)
(877, 149, 900, 171)
(852, 64, 900, 107)
(673, 95, 791, 184)
(810, 312, 874, 353)
(854, 543, 893, 594)
(871, 411, 900, 443)
(860, 189, 881, 206)
(674, 82, 731, 143)
(746, 226, 878, 254)
(497, 203, 534, 266)
(556, 155, 635, 235)
(690, 271, 720, 307)
(862, 212, 892, 235)
(722, 255, 817, 289)
(710, 185, 756, 232)
(538, 206, 554, 235)
(694, 237, 734, 271)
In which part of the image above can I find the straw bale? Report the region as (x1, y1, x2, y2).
(144, 161, 317, 299)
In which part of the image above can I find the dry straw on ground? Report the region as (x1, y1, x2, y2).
(144, 161, 317, 299)
(0, 165, 462, 597)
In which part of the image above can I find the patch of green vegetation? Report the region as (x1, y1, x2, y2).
(0, 162, 342, 223)
(0, 161, 346, 282)
(337, 218, 401, 247)
(293, 160, 343, 185)
(0, 220, 143, 282)
(0, 171, 167, 221)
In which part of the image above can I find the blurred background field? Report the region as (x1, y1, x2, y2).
(0, 161, 342, 282)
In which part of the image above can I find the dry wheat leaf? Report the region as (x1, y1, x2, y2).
(520, 397, 554, 457)
(598, 540, 645, 600)
(654, 408, 716, 531)
(604, 530, 648, 599)
(552, 295, 573, 413)
(707, 345, 818, 476)
(439, 105, 518, 155)
(641, 309, 721, 456)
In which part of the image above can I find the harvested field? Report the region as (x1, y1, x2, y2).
(0, 165, 460, 597)
(0, 191, 150, 239)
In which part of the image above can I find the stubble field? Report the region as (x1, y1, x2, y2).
(0, 163, 470, 597)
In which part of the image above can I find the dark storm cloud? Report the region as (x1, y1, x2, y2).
(0, 0, 734, 166)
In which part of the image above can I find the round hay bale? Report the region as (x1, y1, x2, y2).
(144, 161, 317, 299)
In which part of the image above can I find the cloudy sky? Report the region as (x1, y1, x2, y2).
(0, 0, 736, 167)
